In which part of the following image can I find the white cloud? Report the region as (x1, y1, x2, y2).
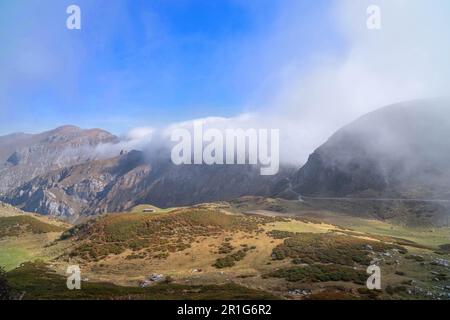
(126, 127, 154, 141)
(92, 1, 450, 167)
(255, 0, 450, 164)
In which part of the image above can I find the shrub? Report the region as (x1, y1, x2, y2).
(271, 233, 402, 267)
(218, 242, 234, 254)
(267, 230, 296, 239)
(266, 264, 367, 284)
(213, 250, 248, 269)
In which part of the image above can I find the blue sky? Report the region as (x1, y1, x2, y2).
(0, 0, 346, 135)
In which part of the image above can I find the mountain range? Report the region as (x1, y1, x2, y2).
(1, 99, 449, 221)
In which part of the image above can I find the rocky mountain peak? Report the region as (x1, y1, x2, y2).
(0, 125, 119, 194)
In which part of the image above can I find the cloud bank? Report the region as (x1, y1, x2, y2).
(3, 1, 449, 168)
(122, 0, 450, 166)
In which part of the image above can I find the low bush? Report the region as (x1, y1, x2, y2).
(271, 233, 403, 267)
(213, 250, 248, 269)
(266, 264, 367, 284)
(218, 242, 234, 254)
(267, 230, 296, 239)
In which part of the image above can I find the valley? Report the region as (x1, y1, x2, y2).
(2, 197, 449, 300)
(2, 0, 450, 307)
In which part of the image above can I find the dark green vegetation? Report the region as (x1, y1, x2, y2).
(267, 230, 296, 239)
(266, 264, 367, 284)
(264, 231, 412, 291)
(213, 240, 257, 268)
(0, 216, 65, 238)
(5, 262, 278, 300)
(266, 230, 296, 239)
(213, 250, 247, 268)
(270, 232, 404, 266)
(385, 285, 408, 295)
(62, 209, 279, 261)
(218, 242, 234, 254)
(0, 266, 13, 300)
(438, 244, 450, 254)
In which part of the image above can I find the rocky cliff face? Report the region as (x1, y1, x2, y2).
(3, 150, 149, 221)
(287, 99, 450, 200)
(130, 161, 293, 209)
(0, 125, 292, 220)
(0, 125, 118, 194)
(3, 149, 292, 221)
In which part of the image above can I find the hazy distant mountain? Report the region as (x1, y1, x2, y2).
(0, 125, 118, 194)
(288, 99, 450, 200)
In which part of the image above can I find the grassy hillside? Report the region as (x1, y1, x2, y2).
(0, 214, 68, 271)
(5, 261, 278, 300)
(61, 208, 281, 262)
(0, 201, 24, 217)
(2, 198, 450, 300)
(0, 216, 65, 238)
(128, 204, 172, 214)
